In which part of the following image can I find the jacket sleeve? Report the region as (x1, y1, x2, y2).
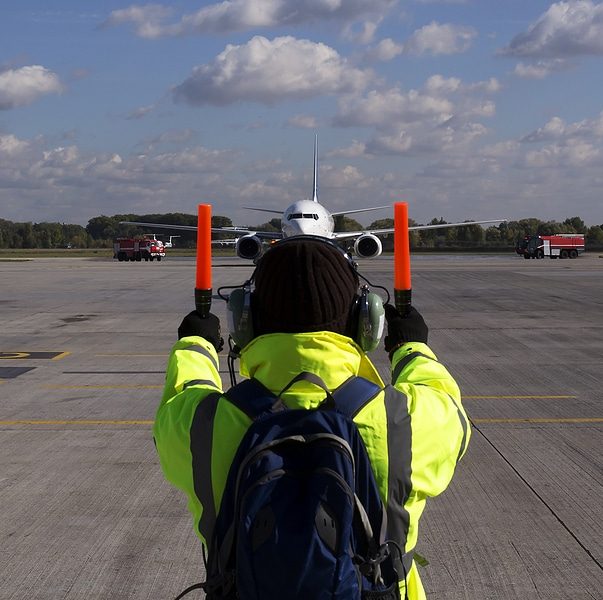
(390, 341, 470, 498)
(153, 336, 222, 497)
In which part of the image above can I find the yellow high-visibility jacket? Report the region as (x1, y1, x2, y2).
(154, 331, 470, 599)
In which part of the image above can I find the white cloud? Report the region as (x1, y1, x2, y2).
(365, 38, 404, 62)
(287, 114, 319, 129)
(42, 146, 79, 166)
(522, 116, 568, 142)
(0, 134, 30, 155)
(466, 78, 501, 93)
(334, 75, 498, 156)
(365, 21, 477, 62)
(3, 121, 603, 228)
(481, 140, 521, 160)
(513, 59, 570, 79)
(403, 21, 477, 55)
(522, 112, 603, 143)
(140, 129, 198, 152)
(101, 4, 173, 39)
(322, 164, 367, 189)
(366, 131, 414, 154)
(500, 0, 603, 58)
(336, 75, 498, 128)
(0, 66, 62, 110)
(173, 36, 372, 106)
(327, 140, 367, 158)
(461, 100, 496, 118)
(335, 87, 454, 128)
(424, 74, 461, 94)
(0, 132, 238, 222)
(125, 104, 155, 120)
(104, 0, 397, 38)
(525, 139, 601, 168)
(341, 19, 381, 44)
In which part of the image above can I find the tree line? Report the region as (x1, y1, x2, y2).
(1, 214, 602, 250)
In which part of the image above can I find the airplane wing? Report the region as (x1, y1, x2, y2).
(241, 207, 282, 215)
(211, 238, 239, 246)
(331, 219, 507, 240)
(242, 205, 392, 217)
(119, 220, 283, 240)
(330, 206, 390, 217)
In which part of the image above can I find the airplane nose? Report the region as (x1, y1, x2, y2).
(299, 221, 321, 235)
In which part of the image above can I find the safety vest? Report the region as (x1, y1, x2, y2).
(154, 331, 470, 600)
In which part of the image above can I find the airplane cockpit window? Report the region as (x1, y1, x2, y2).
(287, 213, 319, 220)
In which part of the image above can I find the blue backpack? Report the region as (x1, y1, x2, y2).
(201, 372, 402, 600)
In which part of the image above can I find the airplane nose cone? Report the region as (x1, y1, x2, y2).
(297, 221, 314, 234)
(297, 220, 328, 237)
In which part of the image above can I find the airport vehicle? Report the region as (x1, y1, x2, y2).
(515, 233, 585, 259)
(121, 136, 506, 261)
(113, 236, 166, 262)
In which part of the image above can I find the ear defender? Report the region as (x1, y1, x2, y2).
(227, 286, 254, 349)
(353, 286, 385, 352)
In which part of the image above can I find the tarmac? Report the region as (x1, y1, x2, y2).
(0, 252, 601, 599)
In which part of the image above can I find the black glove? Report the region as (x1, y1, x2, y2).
(383, 304, 428, 354)
(178, 311, 224, 352)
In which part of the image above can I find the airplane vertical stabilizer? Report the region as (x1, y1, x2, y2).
(312, 134, 318, 202)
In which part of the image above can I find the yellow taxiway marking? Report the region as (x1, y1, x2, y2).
(0, 351, 71, 360)
(94, 353, 167, 357)
(0, 420, 154, 426)
(42, 384, 162, 389)
(465, 395, 577, 399)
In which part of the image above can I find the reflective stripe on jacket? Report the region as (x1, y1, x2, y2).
(153, 331, 470, 600)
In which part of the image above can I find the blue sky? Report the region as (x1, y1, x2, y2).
(1, 0, 602, 227)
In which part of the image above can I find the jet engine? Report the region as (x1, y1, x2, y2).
(236, 235, 264, 261)
(353, 233, 382, 259)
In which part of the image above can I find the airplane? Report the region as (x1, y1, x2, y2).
(121, 135, 506, 260)
(163, 235, 180, 248)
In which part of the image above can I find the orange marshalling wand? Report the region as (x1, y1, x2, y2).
(394, 202, 412, 315)
(195, 204, 212, 318)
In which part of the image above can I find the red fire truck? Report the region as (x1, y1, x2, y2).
(113, 236, 166, 262)
(515, 233, 585, 259)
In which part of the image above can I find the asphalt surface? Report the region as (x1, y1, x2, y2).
(1, 253, 601, 599)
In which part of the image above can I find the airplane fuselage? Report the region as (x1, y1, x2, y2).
(281, 199, 335, 238)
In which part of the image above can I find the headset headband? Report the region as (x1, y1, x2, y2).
(250, 235, 358, 283)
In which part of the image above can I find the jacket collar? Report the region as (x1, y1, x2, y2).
(239, 331, 384, 407)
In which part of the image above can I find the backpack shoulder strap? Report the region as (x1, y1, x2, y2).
(225, 374, 382, 420)
(227, 371, 338, 418)
(223, 377, 279, 420)
(330, 376, 382, 418)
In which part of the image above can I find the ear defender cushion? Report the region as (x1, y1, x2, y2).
(350, 289, 385, 352)
(355, 290, 385, 352)
(227, 287, 254, 349)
